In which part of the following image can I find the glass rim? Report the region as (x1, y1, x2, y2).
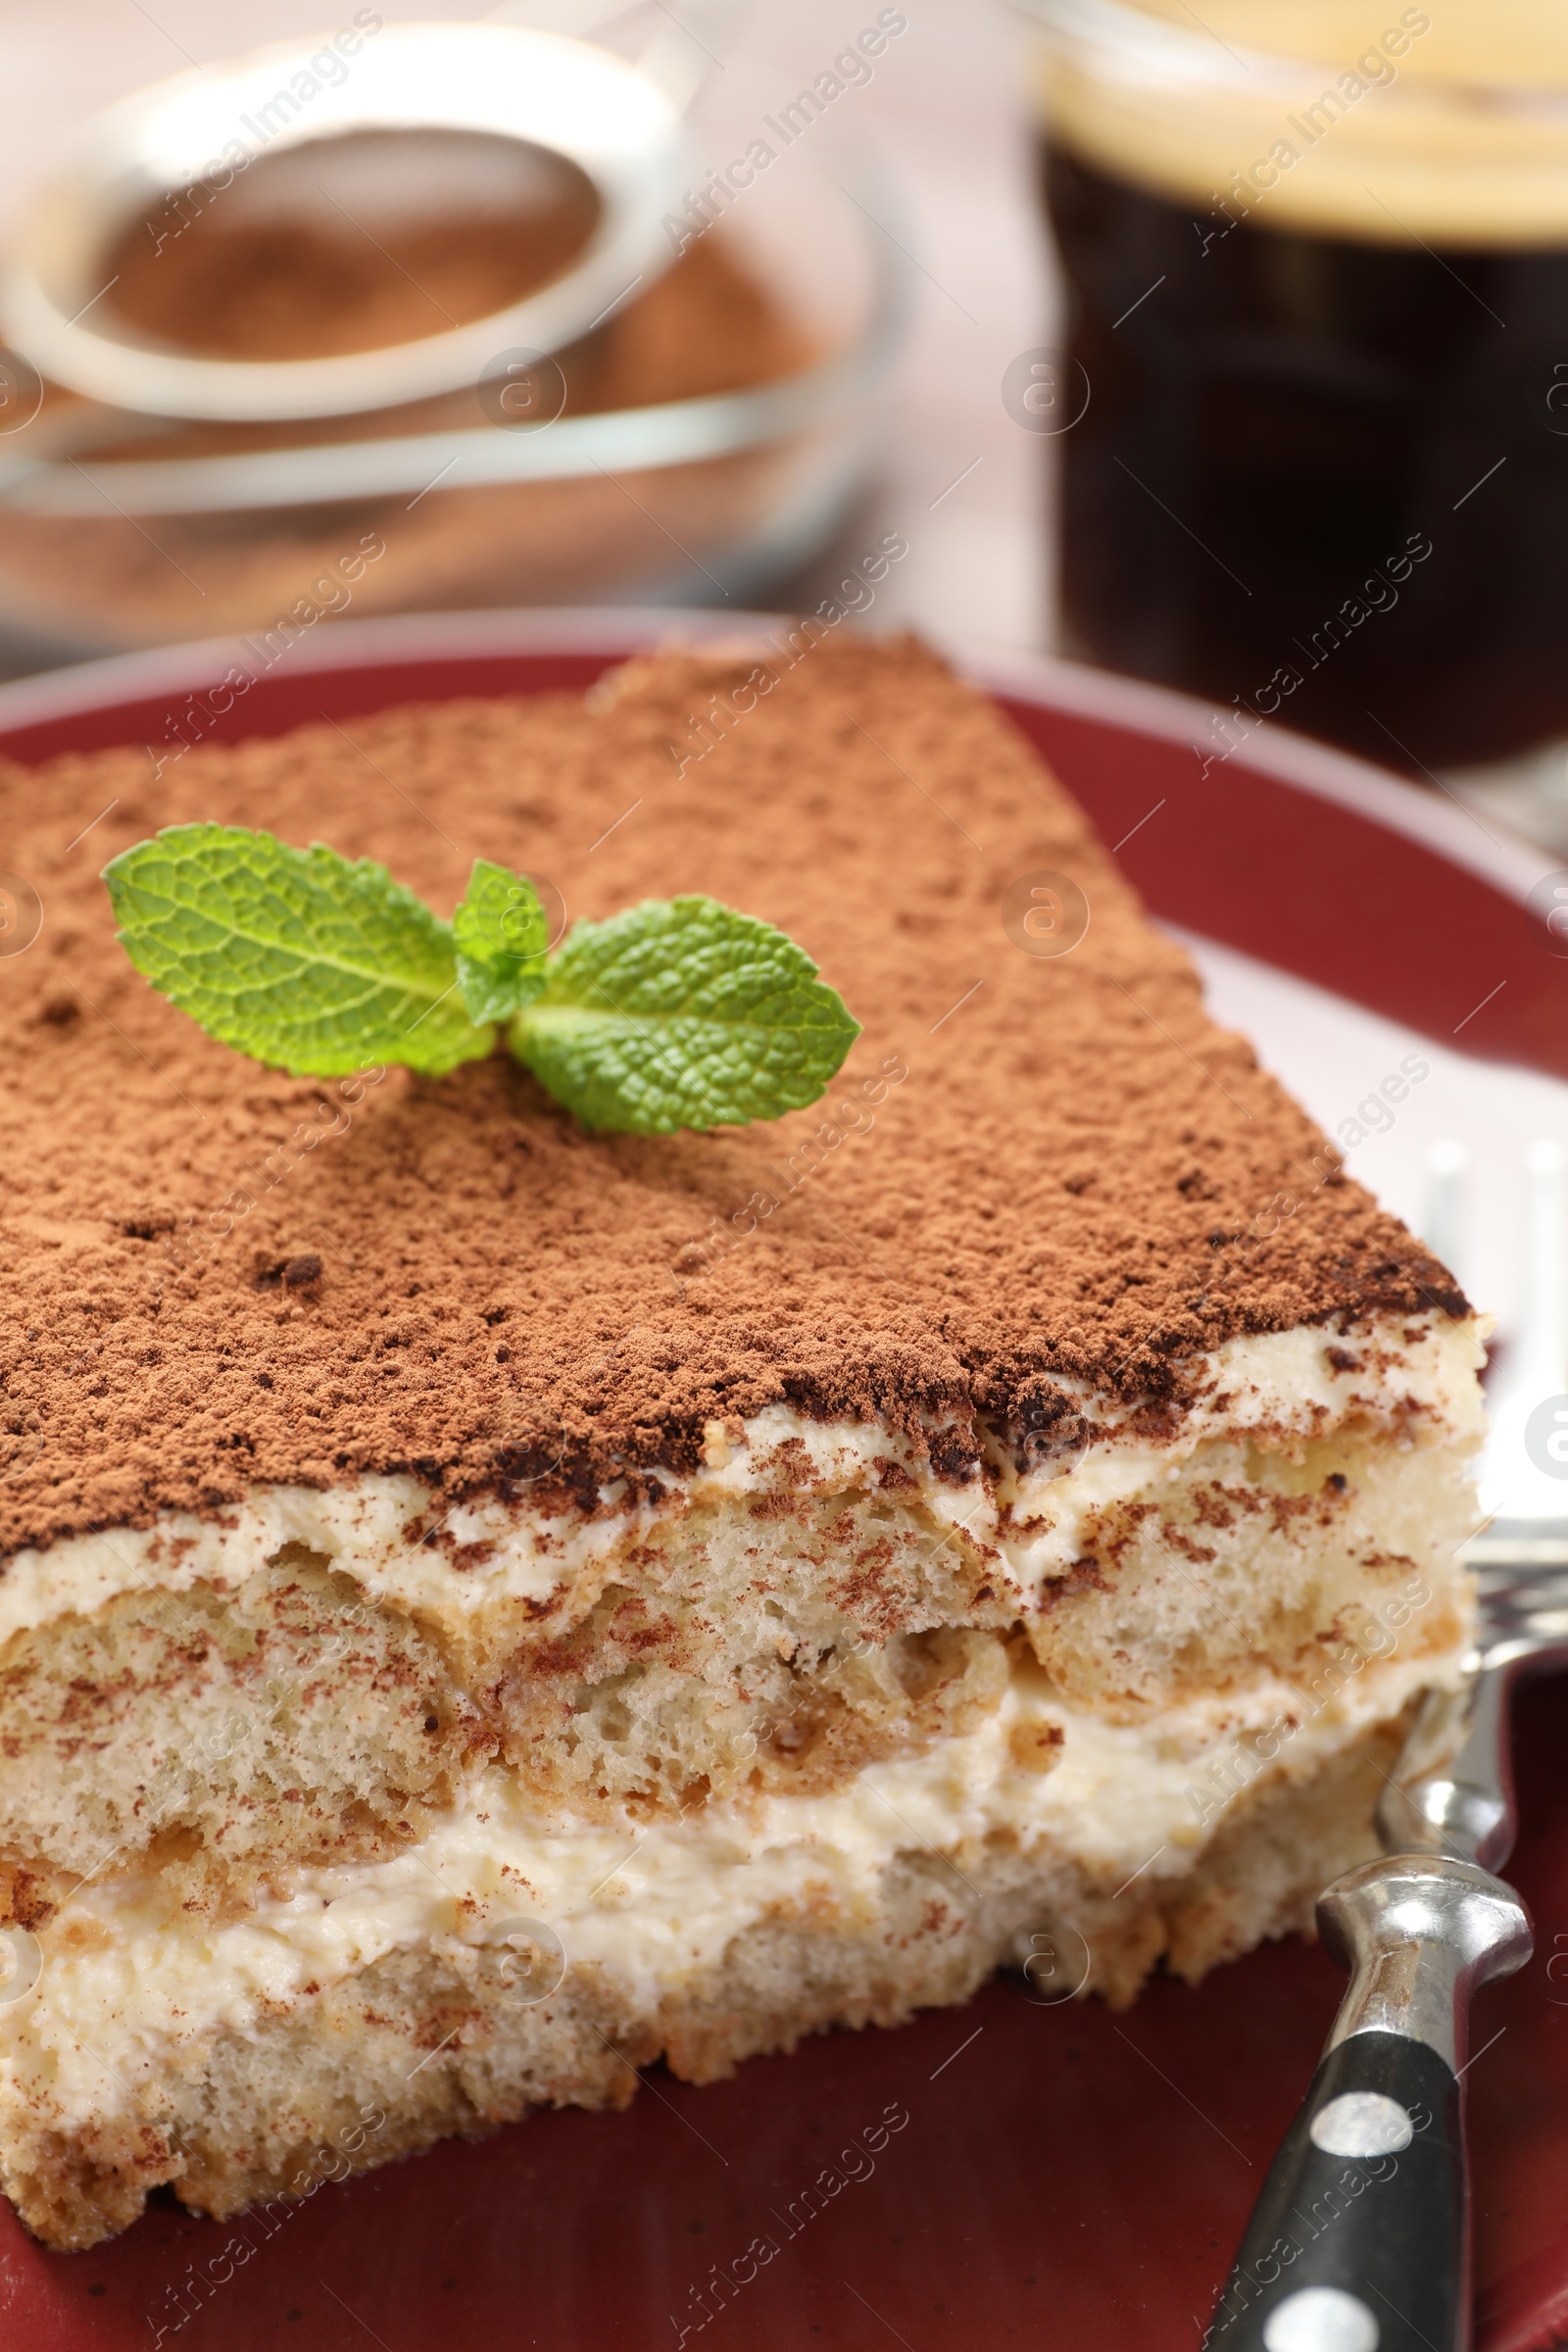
(1012, 0, 1568, 105)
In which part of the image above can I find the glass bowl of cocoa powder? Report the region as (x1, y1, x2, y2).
(0, 122, 900, 667)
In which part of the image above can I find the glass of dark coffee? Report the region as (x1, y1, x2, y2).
(1020, 0, 1568, 798)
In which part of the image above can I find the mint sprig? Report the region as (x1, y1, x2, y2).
(103, 826, 859, 1134)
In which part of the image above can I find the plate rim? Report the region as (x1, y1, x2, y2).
(0, 606, 1550, 909)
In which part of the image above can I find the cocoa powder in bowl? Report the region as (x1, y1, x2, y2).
(103, 126, 605, 363)
(0, 230, 821, 650)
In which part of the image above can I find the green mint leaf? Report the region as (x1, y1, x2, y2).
(103, 824, 495, 1078)
(452, 858, 550, 1026)
(510, 895, 860, 1133)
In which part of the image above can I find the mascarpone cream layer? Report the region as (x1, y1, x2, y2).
(3, 1632, 1466, 2129)
(0, 1313, 1484, 1646)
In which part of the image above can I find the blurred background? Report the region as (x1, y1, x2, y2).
(7, 0, 1568, 833)
(0, 0, 1048, 665)
(10, 1, 1568, 826)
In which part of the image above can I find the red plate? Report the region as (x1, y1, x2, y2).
(1, 612, 1563, 2352)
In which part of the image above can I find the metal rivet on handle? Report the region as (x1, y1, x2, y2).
(1309, 2090, 1415, 2158)
(1263, 2287, 1379, 2352)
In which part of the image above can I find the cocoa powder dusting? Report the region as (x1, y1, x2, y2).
(0, 639, 1464, 1560)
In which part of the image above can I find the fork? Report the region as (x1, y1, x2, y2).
(1206, 1142, 1568, 2352)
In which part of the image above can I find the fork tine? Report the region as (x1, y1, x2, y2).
(1480, 1140, 1568, 1519)
(1420, 1137, 1469, 1295)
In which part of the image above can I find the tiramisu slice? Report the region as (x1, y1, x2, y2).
(0, 638, 1480, 2249)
